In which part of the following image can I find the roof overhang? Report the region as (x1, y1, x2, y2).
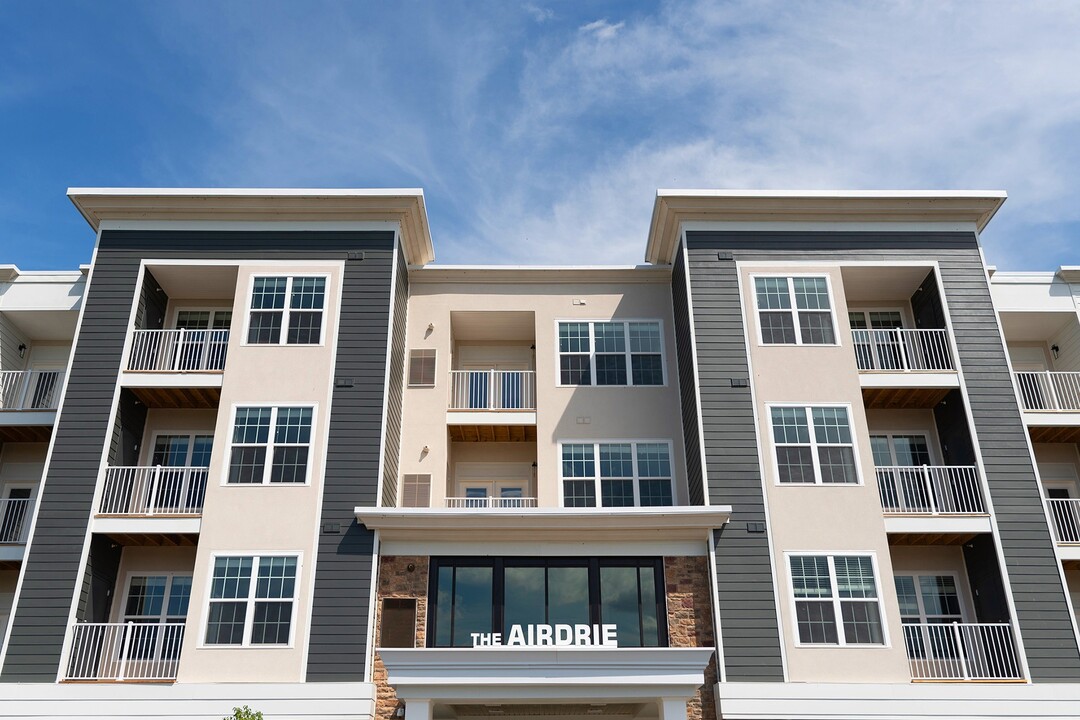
(355, 506, 731, 543)
(67, 187, 435, 266)
(645, 189, 1008, 265)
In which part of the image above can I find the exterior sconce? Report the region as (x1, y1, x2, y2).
(18, 343, 26, 358)
(1052, 344, 1060, 359)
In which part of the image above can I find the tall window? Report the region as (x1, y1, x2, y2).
(430, 557, 665, 648)
(755, 276, 836, 345)
(228, 406, 313, 484)
(205, 555, 298, 646)
(558, 321, 664, 386)
(560, 441, 674, 507)
(789, 554, 884, 646)
(248, 276, 327, 345)
(770, 406, 858, 484)
(123, 574, 191, 661)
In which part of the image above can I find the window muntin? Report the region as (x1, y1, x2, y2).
(205, 554, 298, 646)
(227, 406, 313, 485)
(770, 405, 858, 484)
(247, 276, 327, 345)
(408, 349, 437, 387)
(755, 276, 837, 345)
(789, 554, 885, 646)
(557, 321, 665, 386)
(429, 557, 666, 648)
(560, 441, 674, 507)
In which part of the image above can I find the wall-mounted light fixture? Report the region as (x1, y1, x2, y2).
(17, 343, 26, 359)
(1052, 344, 1061, 360)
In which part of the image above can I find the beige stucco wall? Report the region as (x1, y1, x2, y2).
(741, 263, 911, 683)
(400, 277, 689, 508)
(0, 443, 47, 500)
(175, 260, 344, 683)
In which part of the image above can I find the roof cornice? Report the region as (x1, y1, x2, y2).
(645, 189, 1008, 265)
(66, 187, 435, 265)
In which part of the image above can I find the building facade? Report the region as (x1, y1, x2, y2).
(0, 188, 1079, 718)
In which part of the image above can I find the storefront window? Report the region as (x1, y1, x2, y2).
(429, 558, 666, 648)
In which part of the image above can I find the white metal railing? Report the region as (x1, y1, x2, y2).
(99, 466, 208, 516)
(1014, 371, 1080, 411)
(126, 329, 229, 372)
(903, 622, 1022, 680)
(0, 370, 62, 410)
(446, 496, 538, 509)
(876, 466, 985, 515)
(0, 498, 32, 543)
(448, 370, 536, 410)
(1046, 498, 1080, 543)
(65, 622, 184, 681)
(851, 329, 954, 371)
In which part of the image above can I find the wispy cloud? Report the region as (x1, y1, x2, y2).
(524, 3, 554, 23)
(578, 18, 625, 40)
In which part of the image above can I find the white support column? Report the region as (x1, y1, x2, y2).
(657, 697, 689, 720)
(405, 699, 434, 720)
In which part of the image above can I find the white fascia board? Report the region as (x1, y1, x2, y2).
(717, 681, 1080, 719)
(1054, 544, 1080, 562)
(446, 411, 537, 425)
(883, 515, 993, 535)
(119, 372, 224, 389)
(656, 189, 1008, 200)
(67, 186, 425, 198)
(356, 506, 731, 531)
(91, 517, 202, 535)
(0, 546, 26, 562)
(0, 411, 56, 427)
(1023, 412, 1080, 427)
(858, 372, 961, 389)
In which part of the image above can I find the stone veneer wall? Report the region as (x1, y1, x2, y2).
(374, 555, 429, 720)
(664, 556, 718, 720)
(374, 555, 717, 720)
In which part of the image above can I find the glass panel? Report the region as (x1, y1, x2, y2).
(638, 566, 659, 647)
(175, 311, 210, 329)
(558, 323, 590, 353)
(790, 556, 832, 598)
(919, 575, 962, 618)
(504, 566, 546, 631)
(563, 480, 596, 507)
(834, 556, 877, 599)
(776, 446, 815, 484)
(594, 354, 627, 385)
(639, 478, 673, 506)
(759, 311, 796, 344)
(796, 601, 838, 644)
(811, 407, 852, 444)
(755, 277, 791, 309)
(841, 601, 884, 644)
(870, 436, 892, 467)
(593, 322, 625, 353)
(799, 311, 836, 344)
(290, 277, 326, 309)
(562, 444, 595, 478)
(435, 566, 454, 647)
(252, 277, 288, 309)
(560, 354, 591, 385)
(287, 311, 322, 344)
(210, 557, 252, 599)
(233, 408, 272, 444)
(256, 557, 297, 600)
(848, 312, 869, 329)
(548, 566, 590, 627)
(599, 444, 633, 478)
(205, 602, 247, 645)
(601, 479, 634, 507)
(792, 277, 830, 310)
(247, 311, 282, 344)
(818, 446, 857, 484)
(167, 576, 193, 619)
(600, 566, 641, 647)
(452, 566, 493, 647)
(772, 407, 810, 444)
(152, 435, 191, 467)
(630, 354, 664, 385)
(191, 435, 214, 467)
(868, 311, 903, 329)
(251, 601, 292, 644)
(894, 576, 920, 620)
(211, 311, 233, 329)
(275, 408, 313, 444)
(628, 322, 662, 352)
(892, 435, 931, 466)
(228, 446, 266, 484)
(125, 576, 167, 618)
(270, 446, 309, 483)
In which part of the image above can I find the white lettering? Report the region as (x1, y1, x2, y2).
(602, 624, 618, 647)
(471, 624, 621, 648)
(575, 624, 591, 645)
(554, 624, 573, 646)
(507, 625, 526, 646)
(536, 624, 553, 646)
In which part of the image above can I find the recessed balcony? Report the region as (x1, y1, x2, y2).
(65, 621, 184, 682)
(0, 495, 33, 564)
(1047, 498, 1080, 545)
(0, 369, 62, 441)
(445, 496, 538, 509)
(853, 328, 955, 373)
(902, 622, 1022, 681)
(877, 465, 990, 537)
(448, 370, 536, 412)
(93, 466, 206, 542)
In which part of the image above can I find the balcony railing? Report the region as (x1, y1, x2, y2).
(876, 466, 985, 515)
(902, 622, 1022, 681)
(0, 497, 32, 543)
(65, 622, 184, 681)
(852, 329, 954, 371)
(448, 370, 536, 411)
(127, 329, 229, 372)
(1014, 371, 1080, 411)
(446, 496, 538, 509)
(1046, 498, 1080, 543)
(99, 466, 208, 516)
(0, 370, 62, 411)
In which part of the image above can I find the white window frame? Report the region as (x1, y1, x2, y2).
(223, 403, 317, 486)
(768, 403, 862, 486)
(893, 571, 967, 624)
(242, 273, 330, 347)
(146, 430, 216, 468)
(557, 439, 676, 507)
(847, 307, 910, 332)
(169, 306, 234, 331)
(118, 571, 193, 624)
(752, 274, 839, 347)
(786, 551, 889, 648)
(200, 551, 302, 649)
(868, 432, 936, 467)
(554, 319, 668, 387)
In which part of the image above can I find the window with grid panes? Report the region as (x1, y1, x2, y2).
(408, 349, 437, 386)
(770, 406, 858, 484)
(557, 321, 664, 386)
(560, 441, 674, 507)
(205, 555, 298, 646)
(790, 554, 884, 646)
(755, 276, 836, 345)
(228, 407, 313, 484)
(248, 276, 327, 345)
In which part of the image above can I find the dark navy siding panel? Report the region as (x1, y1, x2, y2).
(2, 230, 395, 683)
(379, 245, 408, 509)
(671, 247, 705, 506)
(687, 230, 1080, 683)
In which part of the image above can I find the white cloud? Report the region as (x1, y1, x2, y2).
(524, 3, 554, 22)
(578, 18, 625, 40)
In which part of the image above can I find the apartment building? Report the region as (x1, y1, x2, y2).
(0, 188, 1078, 719)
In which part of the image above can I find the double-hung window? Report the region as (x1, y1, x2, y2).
(205, 555, 298, 646)
(755, 276, 836, 345)
(248, 276, 327, 345)
(771, 405, 858, 484)
(558, 321, 664, 386)
(789, 554, 884, 646)
(560, 441, 674, 507)
(228, 406, 313, 484)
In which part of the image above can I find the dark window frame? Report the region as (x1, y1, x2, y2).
(426, 556, 668, 649)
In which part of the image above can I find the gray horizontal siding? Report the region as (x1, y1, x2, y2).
(687, 230, 1080, 683)
(2, 230, 394, 684)
(671, 247, 705, 506)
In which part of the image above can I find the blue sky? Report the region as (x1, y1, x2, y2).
(2, 1, 1080, 269)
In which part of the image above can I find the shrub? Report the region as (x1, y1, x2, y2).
(227, 706, 264, 720)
